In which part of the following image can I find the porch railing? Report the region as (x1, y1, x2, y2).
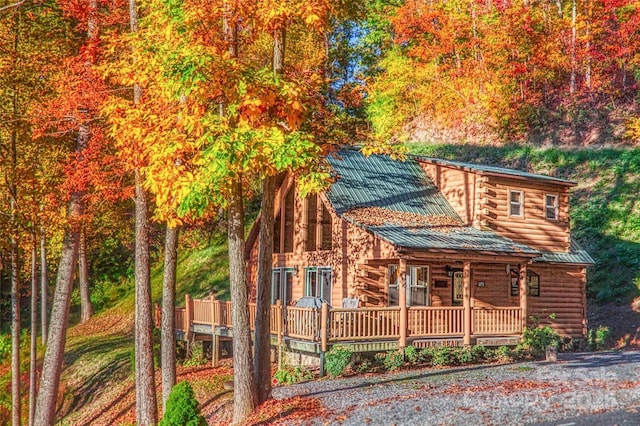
(408, 306, 464, 337)
(329, 307, 401, 341)
(158, 296, 523, 346)
(473, 307, 522, 335)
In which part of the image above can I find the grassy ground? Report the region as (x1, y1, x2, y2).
(57, 233, 230, 424)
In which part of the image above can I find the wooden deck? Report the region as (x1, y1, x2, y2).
(157, 295, 523, 362)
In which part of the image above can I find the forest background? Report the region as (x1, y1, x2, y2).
(0, 0, 639, 424)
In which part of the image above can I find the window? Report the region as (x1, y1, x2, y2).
(304, 195, 332, 251)
(387, 265, 430, 306)
(545, 194, 558, 220)
(509, 190, 523, 217)
(510, 269, 540, 297)
(305, 194, 317, 251)
(283, 189, 294, 253)
(527, 270, 540, 296)
(271, 268, 295, 304)
(388, 264, 399, 306)
(319, 203, 332, 250)
(305, 267, 332, 300)
(408, 266, 429, 306)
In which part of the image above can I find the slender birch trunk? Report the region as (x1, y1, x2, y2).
(40, 226, 48, 345)
(29, 234, 37, 426)
(11, 199, 21, 426)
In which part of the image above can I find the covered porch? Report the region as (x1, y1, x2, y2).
(162, 272, 525, 366)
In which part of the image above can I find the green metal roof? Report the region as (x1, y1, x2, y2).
(326, 150, 460, 218)
(415, 157, 576, 186)
(325, 150, 540, 256)
(535, 240, 595, 265)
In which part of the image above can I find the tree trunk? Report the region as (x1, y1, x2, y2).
(29, 234, 37, 426)
(79, 230, 93, 323)
(128, 0, 158, 422)
(161, 225, 179, 411)
(33, 197, 82, 425)
(11, 199, 21, 426)
(40, 226, 48, 345)
(229, 177, 256, 424)
(254, 175, 275, 404)
(253, 26, 286, 404)
(134, 170, 158, 426)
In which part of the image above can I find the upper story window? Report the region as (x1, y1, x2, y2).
(545, 194, 558, 220)
(304, 194, 332, 252)
(509, 190, 523, 217)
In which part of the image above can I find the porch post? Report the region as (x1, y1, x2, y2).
(399, 258, 408, 348)
(519, 263, 528, 332)
(463, 262, 471, 345)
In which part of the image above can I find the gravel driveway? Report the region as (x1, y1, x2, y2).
(273, 351, 640, 425)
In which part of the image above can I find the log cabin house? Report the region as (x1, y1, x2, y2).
(244, 149, 593, 354)
(169, 148, 593, 366)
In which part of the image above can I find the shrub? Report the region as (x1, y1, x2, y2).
(273, 365, 313, 385)
(521, 326, 561, 357)
(430, 346, 455, 366)
(404, 345, 419, 364)
(494, 345, 512, 362)
(470, 345, 489, 362)
(454, 346, 473, 364)
(588, 325, 610, 350)
(159, 381, 205, 426)
(183, 342, 206, 367)
(375, 350, 404, 371)
(354, 358, 373, 374)
(325, 346, 352, 377)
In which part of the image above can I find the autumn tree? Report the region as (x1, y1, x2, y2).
(32, 0, 129, 422)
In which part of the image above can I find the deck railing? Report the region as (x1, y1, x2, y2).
(408, 306, 464, 337)
(285, 306, 321, 340)
(192, 298, 212, 325)
(329, 307, 401, 341)
(159, 295, 523, 345)
(473, 307, 522, 335)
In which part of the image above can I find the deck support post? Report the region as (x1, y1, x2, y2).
(320, 302, 329, 352)
(399, 258, 408, 349)
(319, 352, 326, 378)
(210, 293, 217, 327)
(519, 263, 528, 332)
(463, 262, 471, 346)
(276, 299, 283, 346)
(185, 294, 193, 350)
(212, 332, 219, 367)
